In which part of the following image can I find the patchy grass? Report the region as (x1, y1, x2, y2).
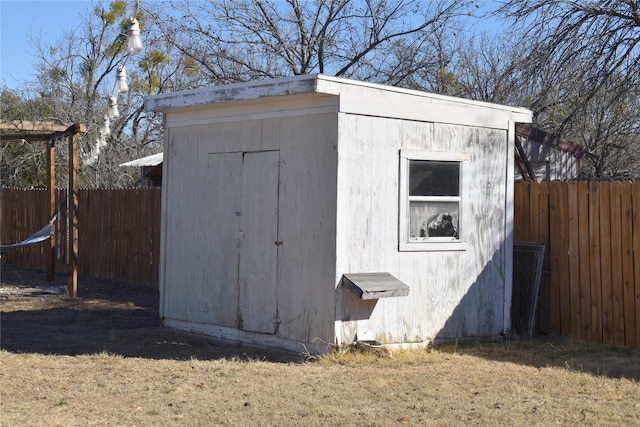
(1, 265, 640, 426)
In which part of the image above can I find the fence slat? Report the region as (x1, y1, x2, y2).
(599, 183, 615, 343)
(609, 182, 625, 345)
(633, 181, 640, 347)
(514, 183, 528, 241)
(537, 182, 551, 333)
(529, 182, 540, 240)
(588, 182, 603, 343)
(548, 182, 565, 334)
(577, 181, 592, 340)
(621, 182, 636, 346)
(568, 181, 581, 338)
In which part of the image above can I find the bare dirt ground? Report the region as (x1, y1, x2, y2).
(0, 263, 292, 361)
(1, 262, 640, 426)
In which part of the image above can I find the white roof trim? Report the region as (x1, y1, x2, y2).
(119, 152, 163, 167)
(314, 74, 532, 117)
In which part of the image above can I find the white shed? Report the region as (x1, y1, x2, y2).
(145, 74, 532, 353)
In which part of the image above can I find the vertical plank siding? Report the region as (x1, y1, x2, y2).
(1, 188, 161, 286)
(514, 181, 640, 347)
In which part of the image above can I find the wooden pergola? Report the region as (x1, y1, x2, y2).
(0, 120, 86, 297)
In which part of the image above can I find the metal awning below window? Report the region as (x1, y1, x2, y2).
(342, 272, 410, 300)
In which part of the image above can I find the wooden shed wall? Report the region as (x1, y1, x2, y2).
(335, 114, 512, 344)
(521, 140, 582, 181)
(160, 109, 339, 347)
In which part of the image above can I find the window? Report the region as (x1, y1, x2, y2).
(399, 150, 468, 251)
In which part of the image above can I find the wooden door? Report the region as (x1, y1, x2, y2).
(207, 150, 280, 333)
(206, 152, 243, 327)
(238, 150, 280, 333)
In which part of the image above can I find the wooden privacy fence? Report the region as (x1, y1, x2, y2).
(1, 187, 161, 286)
(514, 181, 640, 347)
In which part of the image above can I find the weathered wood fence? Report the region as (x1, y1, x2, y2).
(1, 187, 161, 286)
(515, 181, 640, 347)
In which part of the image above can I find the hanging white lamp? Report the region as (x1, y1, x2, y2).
(108, 95, 120, 119)
(127, 17, 143, 54)
(101, 115, 111, 137)
(116, 64, 129, 93)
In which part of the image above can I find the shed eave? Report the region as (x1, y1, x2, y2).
(145, 73, 533, 126)
(313, 74, 532, 118)
(119, 152, 163, 167)
(145, 74, 321, 113)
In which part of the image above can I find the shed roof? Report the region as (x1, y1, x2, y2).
(145, 74, 532, 129)
(119, 152, 164, 167)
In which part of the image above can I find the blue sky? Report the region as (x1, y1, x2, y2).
(1, 0, 503, 91)
(1, 0, 97, 89)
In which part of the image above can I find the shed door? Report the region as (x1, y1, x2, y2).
(238, 150, 280, 333)
(206, 152, 242, 328)
(207, 150, 280, 334)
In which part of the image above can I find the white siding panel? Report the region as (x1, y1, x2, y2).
(335, 116, 510, 345)
(161, 114, 339, 348)
(274, 114, 338, 344)
(504, 122, 516, 332)
(450, 125, 508, 338)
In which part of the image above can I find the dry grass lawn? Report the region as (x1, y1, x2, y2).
(1, 264, 640, 426)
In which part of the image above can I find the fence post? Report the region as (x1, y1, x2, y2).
(68, 130, 80, 297)
(46, 140, 55, 281)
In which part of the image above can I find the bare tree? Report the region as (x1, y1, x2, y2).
(567, 78, 640, 178)
(0, 86, 58, 187)
(144, 0, 474, 86)
(494, 0, 640, 178)
(449, 34, 523, 105)
(367, 15, 466, 94)
(496, 0, 640, 126)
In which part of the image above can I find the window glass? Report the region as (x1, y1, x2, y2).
(409, 201, 459, 239)
(409, 161, 459, 196)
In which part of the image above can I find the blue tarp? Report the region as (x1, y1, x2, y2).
(0, 216, 56, 253)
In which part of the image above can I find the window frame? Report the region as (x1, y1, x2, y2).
(398, 149, 469, 252)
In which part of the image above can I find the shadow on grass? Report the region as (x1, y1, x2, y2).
(427, 239, 640, 382)
(435, 335, 640, 381)
(0, 264, 302, 363)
